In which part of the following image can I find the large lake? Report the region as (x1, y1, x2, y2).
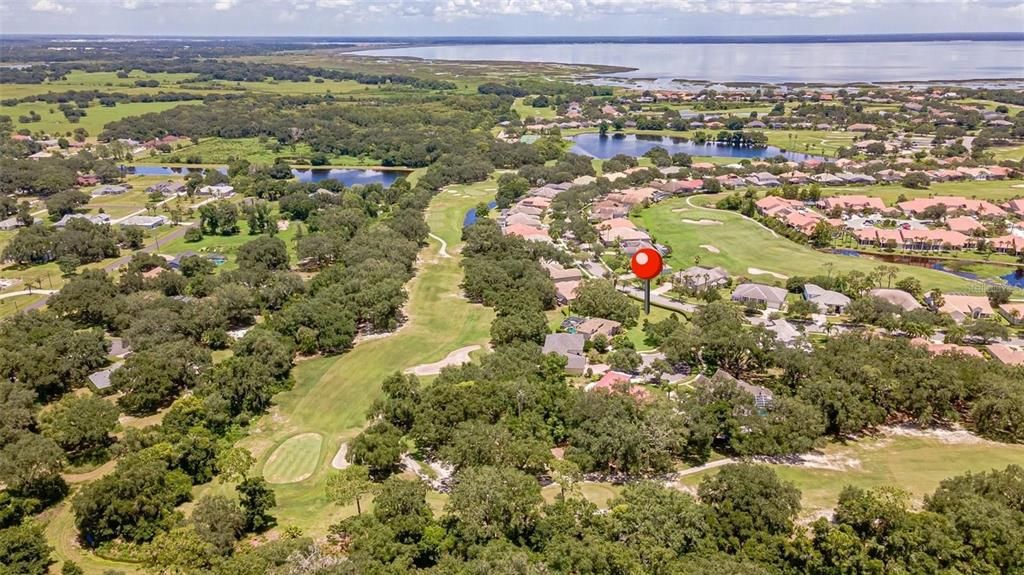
(356, 41, 1024, 83)
(121, 165, 406, 187)
(568, 133, 819, 161)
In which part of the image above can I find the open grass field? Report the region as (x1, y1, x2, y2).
(955, 98, 1024, 115)
(824, 179, 1024, 205)
(223, 177, 498, 534)
(991, 143, 1024, 162)
(159, 217, 300, 271)
(263, 433, 324, 484)
(143, 136, 380, 166)
(513, 97, 559, 121)
(42, 498, 144, 575)
(4, 100, 202, 136)
(677, 431, 1024, 514)
(636, 197, 983, 293)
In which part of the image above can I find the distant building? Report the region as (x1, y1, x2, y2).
(90, 184, 129, 197)
(120, 215, 168, 229)
(54, 213, 111, 228)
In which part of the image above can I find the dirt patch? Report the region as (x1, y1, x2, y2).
(748, 267, 789, 279)
(672, 207, 689, 212)
(792, 453, 862, 471)
(700, 244, 720, 253)
(881, 425, 990, 445)
(404, 344, 482, 376)
(680, 218, 722, 226)
(331, 442, 349, 470)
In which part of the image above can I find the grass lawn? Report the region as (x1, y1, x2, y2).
(0, 294, 39, 319)
(159, 216, 299, 271)
(991, 143, 1024, 162)
(6, 100, 202, 137)
(677, 432, 1024, 514)
(624, 304, 675, 351)
(636, 197, 982, 293)
(824, 179, 1024, 205)
(41, 497, 144, 575)
(143, 136, 381, 167)
(513, 97, 559, 121)
(224, 177, 498, 535)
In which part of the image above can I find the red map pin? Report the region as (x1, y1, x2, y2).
(630, 247, 663, 280)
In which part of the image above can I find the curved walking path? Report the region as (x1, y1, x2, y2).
(0, 289, 56, 300)
(686, 195, 778, 238)
(428, 232, 451, 258)
(404, 344, 482, 376)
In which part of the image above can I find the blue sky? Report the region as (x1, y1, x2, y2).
(2, 0, 1023, 37)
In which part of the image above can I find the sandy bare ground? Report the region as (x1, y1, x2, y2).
(700, 244, 720, 253)
(881, 425, 990, 445)
(680, 219, 722, 226)
(672, 207, 690, 212)
(404, 344, 482, 376)
(331, 442, 350, 470)
(748, 267, 789, 279)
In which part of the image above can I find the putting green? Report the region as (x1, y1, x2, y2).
(263, 433, 323, 484)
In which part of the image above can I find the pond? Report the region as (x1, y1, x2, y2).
(1003, 269, 1024, 288)
(464, 201, 498, 227)
(120, 165, 407, 187)
(567, 133, 821, 162)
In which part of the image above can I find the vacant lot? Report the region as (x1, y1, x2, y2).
(678, 431, 1024, 514)
(144, 136, 380, 166)
(637, 197, 981, 293)
(5, 100, 201, 136)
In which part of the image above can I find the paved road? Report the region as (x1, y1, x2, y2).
(102, 224, 193, 273)
(616, 283, 697, 314)
(0, 289, 56, 300)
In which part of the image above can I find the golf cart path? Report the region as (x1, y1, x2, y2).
(428, 233, 451, 258)
(404, 344, 482, 376)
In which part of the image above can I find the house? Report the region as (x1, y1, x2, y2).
(819, 195, 887, 213)
(897, 196, 1005, 218)
(585, 371, 650, 400)
(576, 317, 622, 340)
(90, 185, 129, 197)
(76, 175, 100, 186)
(990, 235, 1024, 254)
(746, 172, 781, 187)
(147, 181, 187, 196)
(54, 213, 111, 228)
(997, 303, 1024, 326)
(693, 369, 773, 409)
(119, 215, 168, 229)
(731, 283, 788, 310)
(504, 224, 552, 243)
(987, 344, 1024, 366)
(88, 362, 123, 391)
(542, 260, 583, 284)
(946, 216, 984, 235)
(804, 284, 851, 314)
(0, 217, 24, 231)
(847, 123, 877, 132)
(599, 226, 650, 244)
(503, 212, 543, 228)
(911, 338, 984, 358)
(555, 281, 581, 304)
(673, 266, 730, 291)
(937, 294, 994, 322)
(811, 173, 846, 186)
(754, 196, 802, 216)
(1002, 199, 1024, 214)
(198, 184, 235, 198)
(542, 333, 587, 375)
(868, 288, 922, 311)
(572, 175, 597, 186)
(656, 179, 703, 195)
(168, 250, 198, 270)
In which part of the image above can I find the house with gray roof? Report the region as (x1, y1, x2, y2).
(90, 184, 129, 197)
(88, 362, 123, 391)
(542, 333, 586, 375)
(694, 369, 774, 410)
(732, 282, 788, 310)
(673, 265, 730, 291)
(804, 283, 851, 314)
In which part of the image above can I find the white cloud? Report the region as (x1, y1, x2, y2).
(213, 0, 240, 9)
(31, 0, 73, 13)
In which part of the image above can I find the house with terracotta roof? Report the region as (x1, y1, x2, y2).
(937, 294, 994, 322)
(755, 196, 803, 216)
(586, 371, 651, 400)
(819, 195, 887, 213)
(987, 344, 1024, 366)
(989, 235, 1024, 254)
(576, 317, 622, 339)
(899, 229, 972, 250)
(910, 338, 984, 358)
(503, 224, 551, 243)
(1003, 199, 1024, 214)
(897, 196, 1006, 218)
(600, 226, 650, 244)
(998, 302, 1024, 326)
(946, 216, 984, 235)
(847, 123, 877, 132)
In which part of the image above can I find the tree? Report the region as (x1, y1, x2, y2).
(46, 269, 120, 328)
(986, 285, 1013, 307)
(40, 395, 119, 456)
(0, 433, 67, 504)
(698, 463, 801, 550)
(0, 521, 52, 575)
(236, 476, 276, 533)
(965, 319, 1009, 343)
(45, 190, 89, 220)
(787, 298, 818, 319)
(56, 254, 80, 277)
(572, 279, 640, 328)
(347, 421, 404, 480)
(446, 466, 542, 543)
(902, 172, 930, 189)
(607, 348, 642, 373)
(198, 200, 239, 235)
(143, 525, 218, 574)
(191, 495, 246, 555)
(326, 465, 375, 516)
(112, 341, 211, 416)
(809, 221, 834, 248)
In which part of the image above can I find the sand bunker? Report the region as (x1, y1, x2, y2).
(881, 425, 989, 445)
(680, 219, 722, 226)
(748, 267, 789, 279)
(404, 345, 482, 376)
(700, 244, 720, 253)
(331, 442, 349, 470)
